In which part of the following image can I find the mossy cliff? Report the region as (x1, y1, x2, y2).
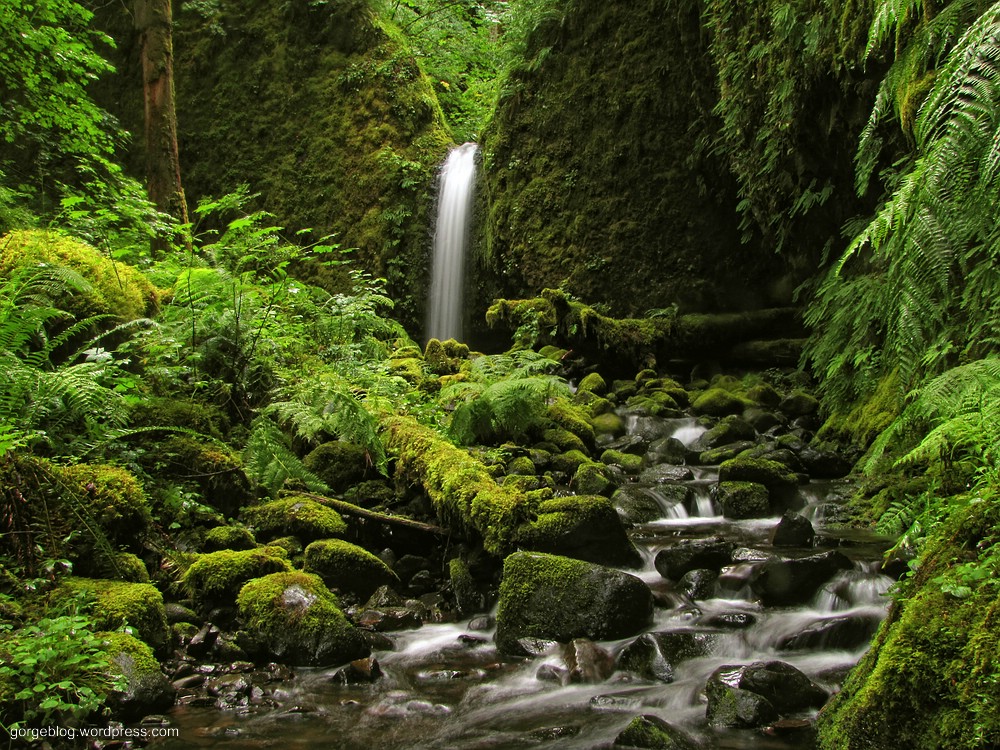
(93, 0, 452, 329)
(477, 0, 765, 322)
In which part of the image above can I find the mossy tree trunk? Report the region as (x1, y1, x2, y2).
(135, 0, 190, 253)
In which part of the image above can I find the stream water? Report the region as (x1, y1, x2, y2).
(154, 418, 892, 750)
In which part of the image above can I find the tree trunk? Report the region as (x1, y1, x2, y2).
(135, 0, 190, 254)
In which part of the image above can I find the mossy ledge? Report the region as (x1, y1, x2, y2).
(382, 415, 532, 556)
(486, 289, 802, 376)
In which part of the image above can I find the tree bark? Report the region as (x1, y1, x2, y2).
(135, 0, 190, 254)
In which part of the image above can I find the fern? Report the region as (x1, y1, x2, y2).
(243, 417, 330, 495)
(448, 376, 567, 445)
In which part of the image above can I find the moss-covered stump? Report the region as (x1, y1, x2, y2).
(303, 441, 372, 494)
(495, 552, 653, 657)
(181, 547, 292, 611)
(0, 230, 159, 321)
(303, 539, 398, 599)
(382, 415, 533, 556)
(513, 495, 641, 568)
(236, 571, 369, 667)
(242, 495, 348, 543)
(817, 497, 1000, 749)
(101, 632, 175, 720)
(64, 579, 170, 652)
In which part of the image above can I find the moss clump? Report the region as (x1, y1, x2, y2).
(615, 714, 697, 749)
(542, 427, 588, 454)
(572, 462, 613, 495)
(59, 463, 152, 550)
(577, 372, 607, 396)
(746, 382, 781, 407)
(303, 441, 371, 494)
(817, 495, 1000, 748)
(236, 571, 368, 667)
(550, 449, 591, 475)
(128, 396, 229, 440)
(717, 481, 771, 519)
(383, 415, 534, 555)
(592, 412, 625, 437)
(601, 449, 643, 474)
(692, 388, 747, 417)
(303, 539, 398, 599)
(818, 370, 902, 448)
(513, 495, 640, 568)
(181, 547, 291, 608)
(547, 401, 596, 447)
(203, 525, 257, 552)
(242, 496, 348, 543)
(108, 553, 150, 584)
(0, 230, 158, 321)
(65, 578, 170, 652)
(424, 338, 457, 375)
(718, 458, 799, 500)
(507, 456, 537, 476)
(100, 631, 174, 719)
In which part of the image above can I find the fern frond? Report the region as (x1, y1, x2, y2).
(243, 417, 330, 495)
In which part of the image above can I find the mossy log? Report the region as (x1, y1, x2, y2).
(291, 491, 448, 537)
(487, 289, 803, 375)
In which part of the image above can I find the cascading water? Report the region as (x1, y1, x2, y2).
(426, 142, 478, 342)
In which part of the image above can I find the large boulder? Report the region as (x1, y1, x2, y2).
(242, 495, 347, 543)
(718, 457, 800, 505)
(236, 571, 369, 667)
(181, 547, 292, 611)
(752, 550, 853, 605)
(613, 714, 698, 749)
(654, 537, 735, 580)
(303, 539, 399, 599)
(495, 552, 653, 656)
(716, 481, 771, 519)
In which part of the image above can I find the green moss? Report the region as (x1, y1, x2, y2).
(592, 412, 625, 436)
(203, 525, 257, 552)
(109, 553, 150, 584)
(546, 400, 596, 448)
(181, 546, 292, 608)
(600, 449, 643, 474)
(572, 462, 613, 495)
(577, 372, 607, 395)
(746, 383, 781, 407)
(302, 441, 371, 494)
(692, 388, 747, 417)
(382, 415, 534, 556)
(550, 449, 591, 475)
(303, 539, 398, 598)
(139, 435, 252, 516)
(64, 578, 169, 651)
(59, 463, 152, 549)
(717, 481, 770, 519)
(390, 356, 428, 384)
(128, 397, 229, 439)
(514, 495, 640, 567)
(615, 714, 695, 749)
(0, 230, 159, 321)
(818, 370, 902, 448)
(718, 457, 798, 498)
(100, 631, 161, 678)
(507, 456, 537, 475)
(818, 495, 1000, 749)
(242, 496, 348, 542)
(236, 571, 368, 667)
(424, 338, 457, 375)
(542, 427, 588, 454)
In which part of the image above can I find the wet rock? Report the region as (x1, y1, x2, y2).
(606, 433, 652, 456)
(616, 633, 675, 683)
(693, 416, 756, 451)
(645, 437, 687, 466)
(771, 512, 815, 547)
(678, 569, 717, 600)
(165, 603, 201, 626)
(408, 569, 437, 596)
(357, 607, 423, 631)
(798, 447, 852, 479)
(531, 725, 581, 741)
(718, 457, 800, 505)
(303, 539, 399, 599)
(738, 660, 828, 712)
(764, 718, 817, 742)
(601, 449, 645, 474)
(614, 714, 698, 749)
(613, 485, 676, 525)
(187, 624, 220, 658)
(468, 615, 495, 631)
(331, 656, 383, 684)
(495, 552, 653, 657)
(104, 634, 176, 721)
(777, 614, 882, 651)
(706, 669, 779, 728)
(698, 441, 756, 465)
(652, 630, 720, 663)
(458, 634, 489, 647)
(752, 550, 853, 605)
(394, 554, 434, 583)
(654, 537, 735, 580)
(365, 585, 406, 609)
(358, 629, 395, 651)
(703, 611, 758, 629)
(536, 663, 569, 683)
(743, 407, 782, 433)
(562, 638, 615, 683)
(639, 465, 695, 484)
(717, 481, 771, 519)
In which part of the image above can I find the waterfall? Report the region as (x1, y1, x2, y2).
(426, 142, 478, 342)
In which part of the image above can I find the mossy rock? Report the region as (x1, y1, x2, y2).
(779, 389, 820, 417)
(59, 463, 152, 551)
(342, 479, 398, 509)
(507, 456, 537, 476)
(203, 525, 257, 551)
(424, 338, 458, 375)
(542, 427, 589, 454)
(601, 449, 644, 474)
(572, 462, 614, 495)
(513, 495, 641, 568)
(717, 481, 771, 519)
(494, 552, 653, 656)
(692, 388, 747, 416)
(613, 714, 697, 749)
(104, 552, 150, 583)
(140, 435, 252, 517)
(718, 458, 799, 503)
(0, 230, 158, 321)
(745, 383, 781, 408)
(441, 339, 471, 359)
(577, 372, 608, 395)
(592, 411, 625, 437)
(547, 401, 596, 448)
(236, 571, 369, 667)
(128, 396, 229, 439)
(303, 441, 371, 494)
(242, 495, 348, 543)
(181, 546, 291, 609)
(65, 578, 170, 652)
(550, 449, 592, 475)
(101, 632, 175, 720)
(303, 539, 398, 599)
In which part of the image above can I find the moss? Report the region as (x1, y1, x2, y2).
(746, 382, 781, 407)
(592, 412, 625, 437)
(817, 495, 1000, 749)
(507, 456, 537, 476)
(390, 356, 428, 384)
(236, 571, 368, 667)
(550, 449, 591, 475)
(109, 553, 150, 584)
(0, 230, 158, 321)
(577, 372, 607, 395)
(302, 441, 371, 494)
(100, 631, 162, 678)
(58, 463, 152, 550)
(718, 457, 799, 499)
(600, 450, 643, 474)
(572, 462, 613, 496)
(139, 435, 252, 516)
(692, 388, 747, 417)
(242, 496, 348, 542)
(203, 525, 257, 552)
(542, 427, 588, 454)
(717, 481, 771, 519)
(64, 578, 169, 651)
(303, 538, 398, 599)
(343, 479, 398, 508)
(181, 546, 292, 608)
(615, 714, 695, 749)
(382, 415, 535, 556)
(424, 338, 457, 375)
(818, 369, 902, 449)
(514, 495, 640, 567)
(128, 396, 229, 440)
(546, 400, 596, 447)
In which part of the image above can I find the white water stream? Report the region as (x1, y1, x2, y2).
(426, 143, 478, 342)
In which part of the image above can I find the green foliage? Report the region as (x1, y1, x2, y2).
(0, 611, 124, 733)
(243, 418, 330, 495)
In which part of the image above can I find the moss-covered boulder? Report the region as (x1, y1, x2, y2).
(303, 441, 372, 494)
(494, 552, 653, 656)
(572, 462, 614, 496)
(101, 632, 175, 720)
(513, 495, 642, 568)
(600, 449, 644, 474)
(592, 411, 626, 437)
(549, 449, 592, 475)
(613, 714, 697, 749)
(236, 571, 368, 667)
(59, 463, 152, 551)
(182, 547, 292, 610)
(242, 495, 348, 543)
(692, 388, 746, 417)
(718, 457, 799, 504)
(717, 481, 771, 519)
(547, 401, 596, 449)
(303, 539, 398, 599)
(0, 230, 158, 321)
(577, 372, 607, 396)
(203, 525, 257, 552)
(64, 579, 170, 652)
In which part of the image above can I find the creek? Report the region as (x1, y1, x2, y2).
(152, 414, 892, 750)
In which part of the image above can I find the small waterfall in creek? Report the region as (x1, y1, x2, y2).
(426, 142, 478, 342)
